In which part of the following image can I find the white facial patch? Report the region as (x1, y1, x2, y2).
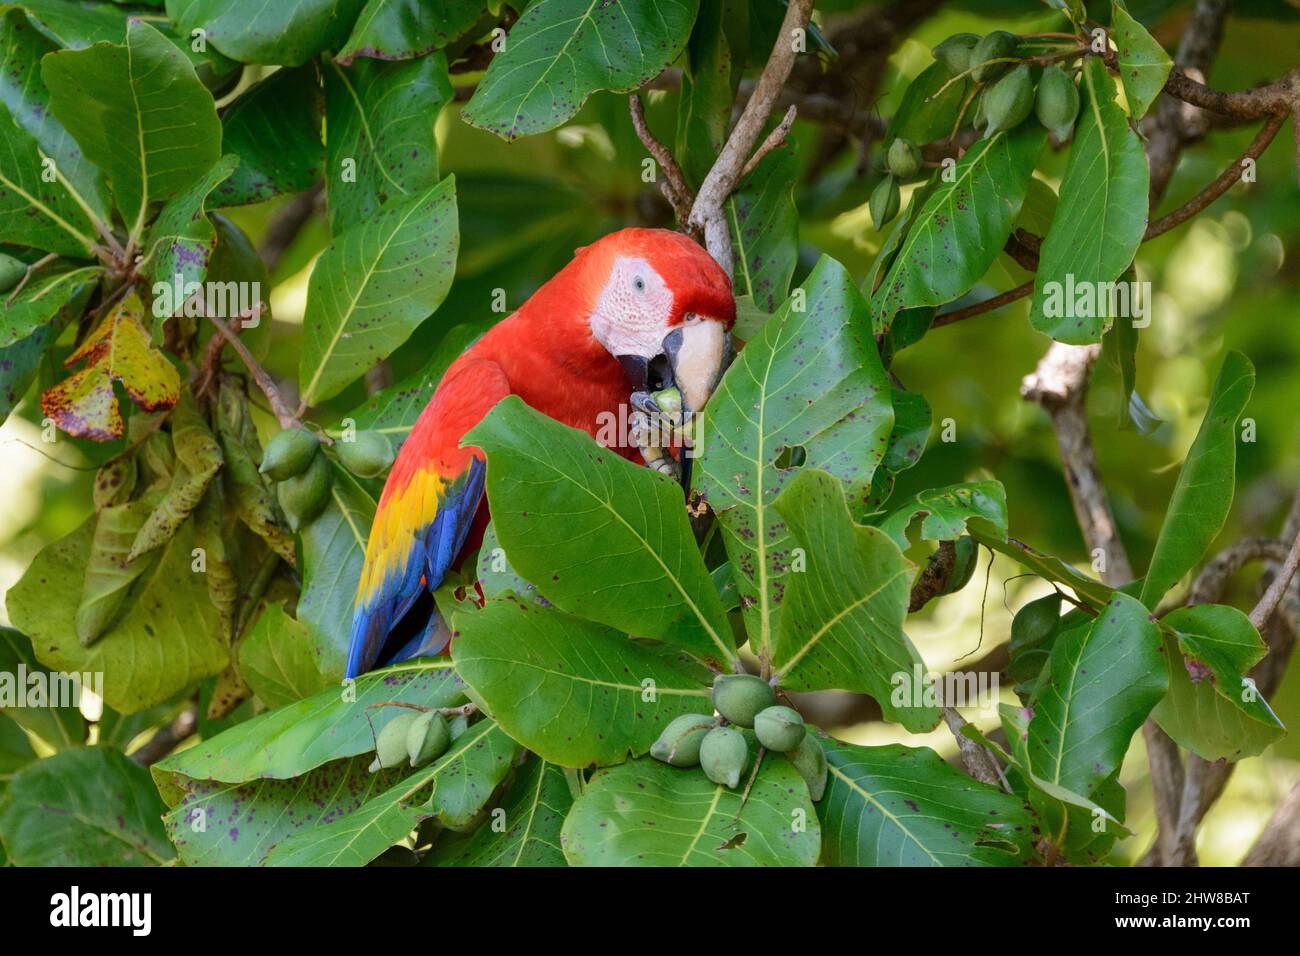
(589, 256, 674, 358)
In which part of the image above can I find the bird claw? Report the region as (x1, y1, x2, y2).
(630, 388, 691, 479)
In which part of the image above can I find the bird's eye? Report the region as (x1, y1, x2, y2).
(633, 275, 646, 293)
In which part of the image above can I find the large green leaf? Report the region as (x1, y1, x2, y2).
(819, 739, 1036, 866)
(1153, 604, 1285, 761)
(452, 597, 713, 767)
(877, 480, 1008, 549)
(299, 175, 458, 404)
(727, 142, 798, 313)
(8, 514, 228, 714)
(297, 464, 375, 678)
(872, 122, 1044, 327)
(324, 53, 450, 235)
(42, 19, 222, 237)
(0, 747, 174, 865)
(674, 0, 740, 186)
(1025, 592, 1166, 807)
(885, 61, 968, 148)
(463, 0, 700, 141)
(1112, 1, 1172, 120)
(152, 660, 465, 792)
(1030, 57, 1149, 343)
(466, 397, 736, 666)
(428, 755, 572, 867)
(770, 470, 937, 731)
(166, 0, 369, 66)
(0, 104, 98, 256)
(337, 0, 484, 65)
(0, 8, 110, 221)
(561, 753, 820, 866)
(699, 256, 893, 659)
(262, 720, 520, 866)
(1139, 351, 1254, 608)
(218, 66, 324, 206)
(0, 628, 87, 750)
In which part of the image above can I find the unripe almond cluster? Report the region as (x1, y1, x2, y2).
(873, 31, 1082, 230)
(650, 674, 827, 800)
(369, 708, 457, 773)
(259, 427, 394, 530)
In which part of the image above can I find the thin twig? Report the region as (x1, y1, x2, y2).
(738, 104, 798, 181)
(1250, 525, 1300, 630)
(628, 94, 696, 229)
(4, 252, 58, 306)
(203, 304, 299, 430)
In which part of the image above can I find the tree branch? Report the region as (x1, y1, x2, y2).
(628, 94, 696, 230)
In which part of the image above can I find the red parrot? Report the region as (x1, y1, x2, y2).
(345, 228, 736, 678)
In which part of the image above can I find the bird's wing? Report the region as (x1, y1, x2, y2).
(345, 359, 510, 678)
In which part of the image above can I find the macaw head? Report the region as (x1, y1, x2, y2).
(578, 228, 736, 417)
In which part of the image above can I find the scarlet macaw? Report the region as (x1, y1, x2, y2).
(345, 228, 736, 678)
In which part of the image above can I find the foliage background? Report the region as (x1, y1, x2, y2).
(0, 0, 1297, 865)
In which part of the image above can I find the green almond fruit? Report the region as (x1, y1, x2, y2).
(1010, 592, 1063, 654)
(971, 89, 989, 131)
(337, 430, 395, 478)
(788, 733, 828, 801)
(650, 713, 717, 767)
(448, 714, 470, 741)
(407, 711, 451, 768)
(712, 673, 775, 728)
(870, 175, 901, 229)
(1035, 64, 1080, 139)
(944, 535, 979, 595)
(970, 30, 1018, 84)
(699, 726, 749, 788)
(932, 33, 980, 75)
(370, 710, 420, 772)
(753, 705, 806, 752)
(276, 450, 331, 531)
(259, 427, 320, 481)
(886, 137, 921, 179)
(983, 63, 1035, 138)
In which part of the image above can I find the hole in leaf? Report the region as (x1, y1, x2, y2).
(774, 445, 807, 469)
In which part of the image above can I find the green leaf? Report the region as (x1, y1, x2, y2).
(463, 0, 700, 141)
(0, 7, 110, 222)
(9, 507, 228, 713)
(166, 0, 370, 66)
(1112, 1, 1172, 120)
(699, 256, 893, 658)
(237, 601, 331, 708)
(146, 153, 240, 321)
(727, 141, 798, 312)
(297, 464, 376, 678)
(0, 265, 101, 348)
(75, 494, 160, 646)
(0, 104, 99, 256)
(0, 628, 87, 750)
(217, 67, 323, 206)
(0, 747, 174, 865)
(0, 306, 81, 424)
(1153, 604, 1285, 761)
(152, 660, 465, 791)
(885, 61, 968, 147)
(770, 470, 937, 731)
(214, 379, 296, 566)
(42, 19, 222, 238)
(1030, 57, 1150, 343)
(452, 597, 713, 767)
(561, 753, 820, 866)
(877, 480, 1008, 549)
(164, 756, 404, 866)
(428, 755, 572, 866)
(262, 720, 520, 866)
(337, 0, 484, 65)
(299, 175, 458, 404)
(1140, 351, 1254, 608)
(970, 527, 1114, 610)
(1026, 592, 1166, 807)
(0, 713, 36, 777)
(466, 396, 736, 666)
(674, 0, 741, 186)
(324, 53, 451, 235)
(872, 123, 1045, 327)
(819, 739, 1036, 866)
(475, 521, 544, 603)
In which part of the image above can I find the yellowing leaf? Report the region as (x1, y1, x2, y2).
(41, 293, 180, 440)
